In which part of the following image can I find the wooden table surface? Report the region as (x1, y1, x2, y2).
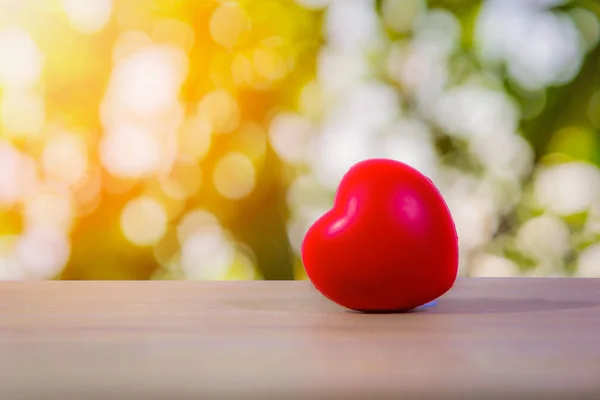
(1, 278, 599, 399)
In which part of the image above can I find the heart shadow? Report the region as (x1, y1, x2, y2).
(430, 297, 600, 315)
(346, 300, 438, 314)
(348, 298, 599, 315)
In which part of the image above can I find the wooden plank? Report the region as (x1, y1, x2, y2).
(0, 278, 599, 399)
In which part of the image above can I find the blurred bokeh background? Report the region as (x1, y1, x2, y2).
(0, 0, 599, 281)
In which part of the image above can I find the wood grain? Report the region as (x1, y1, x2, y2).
(0, 278, 599, 399)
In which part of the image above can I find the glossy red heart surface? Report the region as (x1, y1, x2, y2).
(301, 158, 459, 312)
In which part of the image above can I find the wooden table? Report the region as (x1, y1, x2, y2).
(1, 278, 599, 399)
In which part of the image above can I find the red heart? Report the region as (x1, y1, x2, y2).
(301, 158, 458, 312)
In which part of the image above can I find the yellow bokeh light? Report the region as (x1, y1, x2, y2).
(0, 88, 45, 137)
(152, 229, 179, 268)
(0, 235, 22, 280)
(120, 196, 168, 246)
(231, 53, 254, 86)
(197, 89, 240, 134)
(112, 31, 153, 63)
(153, 19, 195, 53)
(166, 159, 202, 199)
(100, 125, 164, 179)
(252, 1, 298, 41)
(160, 178, 187, 201)
(253, 43, 287, 82)
(103, 44, 188, 117)
(144, 180, 186, 221)
(23, 187, 74, 232)
(178, 118, 212, 161)
(381, 0, 425, 34)
(0, 142, 22, 205)
(226, 249, 259, 280)
(16, 226, 71, 279)
(209, 51, 236, 89)
(180, 228, 235, 280)
(235, 122, 267, 161)
(101, 171, 137, 194)
(61, 0, 113, 34)
(269, 112, 315, 163)
(177, 209, 221, 245)
(0, 141, 38, 206)
(72, 170, 102, 217)
(178, 117, 213, 161)
(209, 2, 251, 48)
(213, 152, 256, 200)
(298, 81, 323, 120)
(0, 26, 43, 88)
(42, 132, 88, 187)
(144, 177, 186, 221)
